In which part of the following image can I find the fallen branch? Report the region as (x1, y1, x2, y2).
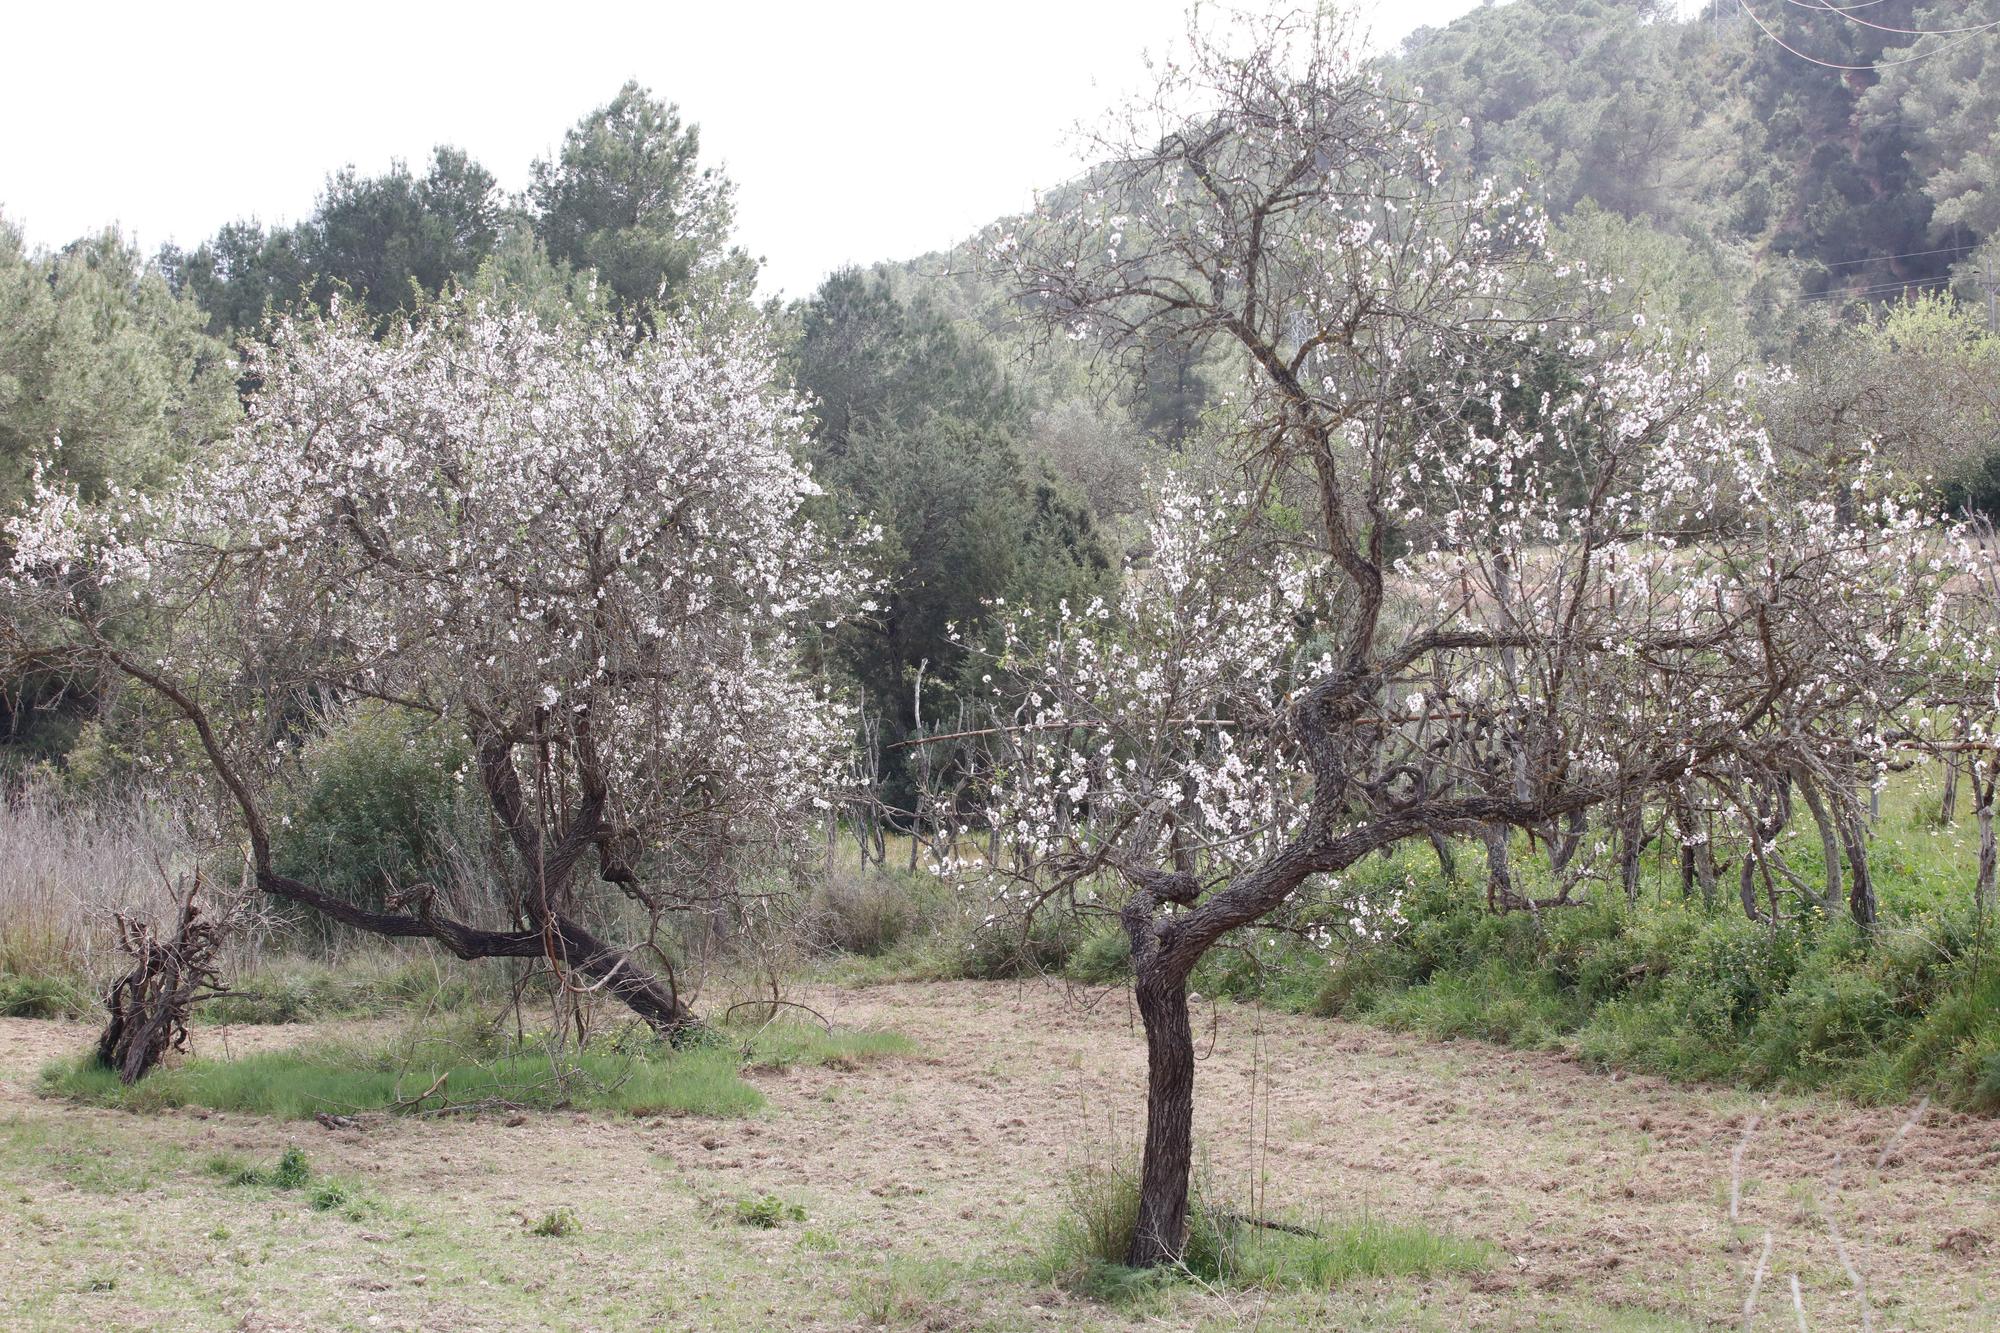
(1213, 1210, 1321, 1239)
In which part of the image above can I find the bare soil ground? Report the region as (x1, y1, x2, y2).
(1, 980, 1995, 1331)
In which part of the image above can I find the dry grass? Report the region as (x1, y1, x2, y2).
(2, 981, 1995, 1330)
(0, 786, 220, 995)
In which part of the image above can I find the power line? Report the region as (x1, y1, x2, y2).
(1794, 276, 1951, 301)
(1739, 0, 1997, 70)
(1778, 0, 2000, 39)
(1816, 242, 1982, 269)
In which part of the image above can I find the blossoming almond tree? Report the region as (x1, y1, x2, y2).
(977, 6, 1967, 1266)
(3, 299, 857, 1032)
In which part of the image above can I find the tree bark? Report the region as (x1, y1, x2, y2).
(1128, 959, 1197, 1267)
(1796, 775, 1843, 919)
(1839, 800, 1876, 931)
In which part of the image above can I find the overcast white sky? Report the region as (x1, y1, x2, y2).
(1, 0, 1482, 299)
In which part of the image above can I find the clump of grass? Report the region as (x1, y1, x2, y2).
(528, 1207, 581, 1237)
(227, 1145, 315, 1188)
(271, 1145, 314, 1188)
(0, 970, 95, 1019)
(306, 1179, 356, 1212)
(1040, 1159, 1489, 1300)
(734, 1194, 807, 1227)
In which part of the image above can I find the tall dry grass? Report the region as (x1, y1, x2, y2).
(0, 785, 212, 993)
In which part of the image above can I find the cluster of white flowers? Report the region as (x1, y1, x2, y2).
(949, 476, 1317, 899)
(7, 298, 862, 875)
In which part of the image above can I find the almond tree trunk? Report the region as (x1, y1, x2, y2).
(1128, 958, 1197, 1266)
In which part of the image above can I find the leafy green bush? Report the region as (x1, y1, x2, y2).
(960, 911, 1082, 979)
(1195, 827, 2000, 1111)
(272, 707, 471, 934)
(1066, 925, 1132, 984)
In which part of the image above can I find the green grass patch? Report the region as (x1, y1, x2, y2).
(40, 1014, 914, 1122)
(740, 1020, 915, 1069)
(207, 1145, 377, 1219)
(1040, 1159, 1490, 1301)
(41, 1037, 764, 1119)
(734, 1193, 808, 1227)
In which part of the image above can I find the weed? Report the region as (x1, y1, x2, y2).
(734, 1194, 806, 1227)
(528, 1207, 581, 1237)
(306, 1180, 354, 1212)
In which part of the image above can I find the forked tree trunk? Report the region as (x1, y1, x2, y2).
(1839, 801, 1876, 930)
(1796, 776, 1843, 919)
(1129, 959, 1197, 1267)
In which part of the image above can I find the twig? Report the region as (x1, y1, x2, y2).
(721, 998, 835, 1033)
(389, 1070, 450, 1112)
(1790, 1273, 1808, 1333)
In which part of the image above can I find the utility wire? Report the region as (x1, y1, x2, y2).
(1740, 0, 1996, 69)
(1795, 276, 1951, 301)
(1816, 242, 1982, 268)
(1778, 0, 2000, 38)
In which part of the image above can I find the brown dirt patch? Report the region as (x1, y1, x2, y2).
(2, 983, 1995, 1330)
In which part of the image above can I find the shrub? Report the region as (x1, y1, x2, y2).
(961, 911, 1081, 979)
(271, 707, 471, 933)
(1749, 963, 1897, 1082)
(804, 865, 940, 955)
(1066, 925, 1132, 985)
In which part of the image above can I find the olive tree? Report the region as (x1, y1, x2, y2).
(974, 6, 1964, 1266)
(4, 298, 857, 1031)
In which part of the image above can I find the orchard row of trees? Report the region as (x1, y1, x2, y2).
(6, 2, 2000, 1272)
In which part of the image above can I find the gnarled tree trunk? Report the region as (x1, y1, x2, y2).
(98, 877, 234, 1084)
(1129, 960, 1197, 1267)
